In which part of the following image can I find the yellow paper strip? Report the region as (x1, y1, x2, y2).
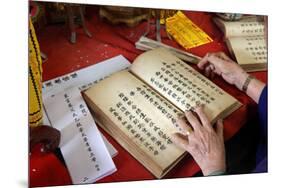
(166, 11, 213, 49)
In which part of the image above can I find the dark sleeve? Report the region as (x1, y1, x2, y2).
(258, 86, 268, 137)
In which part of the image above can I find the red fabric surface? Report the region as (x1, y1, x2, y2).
(32, 7, 268, 186)
(29, 144, 72, 187)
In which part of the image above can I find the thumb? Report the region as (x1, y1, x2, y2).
(216, 119, 224, 140)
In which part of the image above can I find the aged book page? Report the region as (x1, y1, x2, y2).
(131, 48, 241, 124)
(213, 16, 264, 38)
(226, 35, 267, 71)
(84, 70, 186, 178)
(213, 16, 267, 72)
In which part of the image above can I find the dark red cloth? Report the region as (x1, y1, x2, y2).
(32, 8, 267, 186)
(29, 144, 72, 187)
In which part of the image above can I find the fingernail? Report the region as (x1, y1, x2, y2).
(177, 112, 182, 116)
(218, 119, 223, 124)
(185, 109, 191, 113)
(177, 113, 185, 118)
(171, 132, 177, 139)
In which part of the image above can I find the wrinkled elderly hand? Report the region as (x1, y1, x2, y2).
(171, 106, 226, 176)
(198, 52, 248, 91)
(198, 51, 265, 103)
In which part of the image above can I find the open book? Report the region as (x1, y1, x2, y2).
(213, 16, 267, 72)
(83, 48, 242, 178)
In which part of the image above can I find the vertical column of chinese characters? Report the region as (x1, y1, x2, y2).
(245, 36, 267, 63)
(136, 85, 180, 128)
(63, 93, 100, 180)
(151, 61, 223, 110)
(108, 91, 174, 157)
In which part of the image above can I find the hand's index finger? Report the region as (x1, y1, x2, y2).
(176, 116, 193, 135)
(185, 110, 202, 132)
(194, 106, 212, 130)
(197, 53, 210, 70)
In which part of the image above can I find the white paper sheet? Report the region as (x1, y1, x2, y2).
(43, 107, 118, 157)
(42, 55, 131, 157)
(44, 87, 116, 184)
(42, 55, 131, 183)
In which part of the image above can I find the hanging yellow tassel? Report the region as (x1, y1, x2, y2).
(28, 18, 43, 127)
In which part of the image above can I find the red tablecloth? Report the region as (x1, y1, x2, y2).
(31, 8, 267, 187)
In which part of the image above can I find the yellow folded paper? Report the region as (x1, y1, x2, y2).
(166, 11, 213, 49)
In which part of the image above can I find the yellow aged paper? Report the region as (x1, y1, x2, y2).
(166, 11, 213, 49)
(85, 71, 185, 172)
(131, 48, 241, 124)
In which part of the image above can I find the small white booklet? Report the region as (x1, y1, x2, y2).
(43, 55, 130, 157)
(43, 107, 117, 157)
(42, 55, 131, 183)
(44, 87, 116, 183)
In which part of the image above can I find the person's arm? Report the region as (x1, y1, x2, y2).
(258, 86, 268, 136)
(197, 52, 265, 103)
(243, 75, 265, 104)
